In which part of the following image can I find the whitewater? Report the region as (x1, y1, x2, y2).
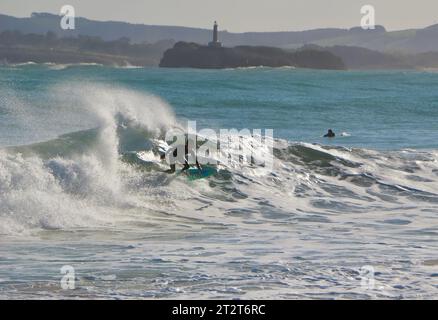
(0, 65, 437, 299)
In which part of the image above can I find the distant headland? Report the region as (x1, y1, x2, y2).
(3, 14, 438, 69)
(159, 22, 346, 70)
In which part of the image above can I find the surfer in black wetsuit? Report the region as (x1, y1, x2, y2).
(162, 135, 202, 173)
(324, 129, 336, 138)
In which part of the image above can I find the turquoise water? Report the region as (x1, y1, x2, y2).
(1, 65, 438, 149)
(0, 64, 437, 299)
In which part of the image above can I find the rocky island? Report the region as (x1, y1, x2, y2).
(160, 21, 345, 70)
(159, 41, 346, 69)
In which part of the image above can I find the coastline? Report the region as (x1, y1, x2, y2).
(0, 46, 158, 67)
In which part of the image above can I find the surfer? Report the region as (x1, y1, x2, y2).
(161, 135, 202, 174)
(324, 129, 336, 138)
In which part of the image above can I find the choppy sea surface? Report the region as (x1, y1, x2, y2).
(0, 64, 437, 299)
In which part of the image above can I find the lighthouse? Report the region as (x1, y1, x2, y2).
(208, 21, 222, 47)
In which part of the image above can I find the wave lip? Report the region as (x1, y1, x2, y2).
(0, 83, 179, 235)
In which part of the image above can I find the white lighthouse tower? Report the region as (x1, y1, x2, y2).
(208, 21, 222, 47)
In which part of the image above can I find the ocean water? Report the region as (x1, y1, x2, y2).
(0, 64, 437, 299)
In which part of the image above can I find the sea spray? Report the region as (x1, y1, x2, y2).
(0, 82, 180, 235)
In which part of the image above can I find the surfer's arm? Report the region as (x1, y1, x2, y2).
(196, 159, 202, 171)
(181, 160, 190, 172)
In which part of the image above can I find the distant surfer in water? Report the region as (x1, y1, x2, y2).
(324, 129, 336, 138)
(161, 135, 202, 174)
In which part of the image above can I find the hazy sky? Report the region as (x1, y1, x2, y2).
(1, 0, 437, 32)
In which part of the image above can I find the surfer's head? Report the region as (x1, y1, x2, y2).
(324, 129, 335, 137)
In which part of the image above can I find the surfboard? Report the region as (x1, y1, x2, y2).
(184, 166, 217, 180)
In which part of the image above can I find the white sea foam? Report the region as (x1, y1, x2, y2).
(1, 82, 437, 299)
(0, 83, 179, 235)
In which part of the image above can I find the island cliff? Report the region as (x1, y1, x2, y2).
(159, 42, 346, 70)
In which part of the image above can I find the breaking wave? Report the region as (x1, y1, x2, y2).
(1, 83, 438, 237)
